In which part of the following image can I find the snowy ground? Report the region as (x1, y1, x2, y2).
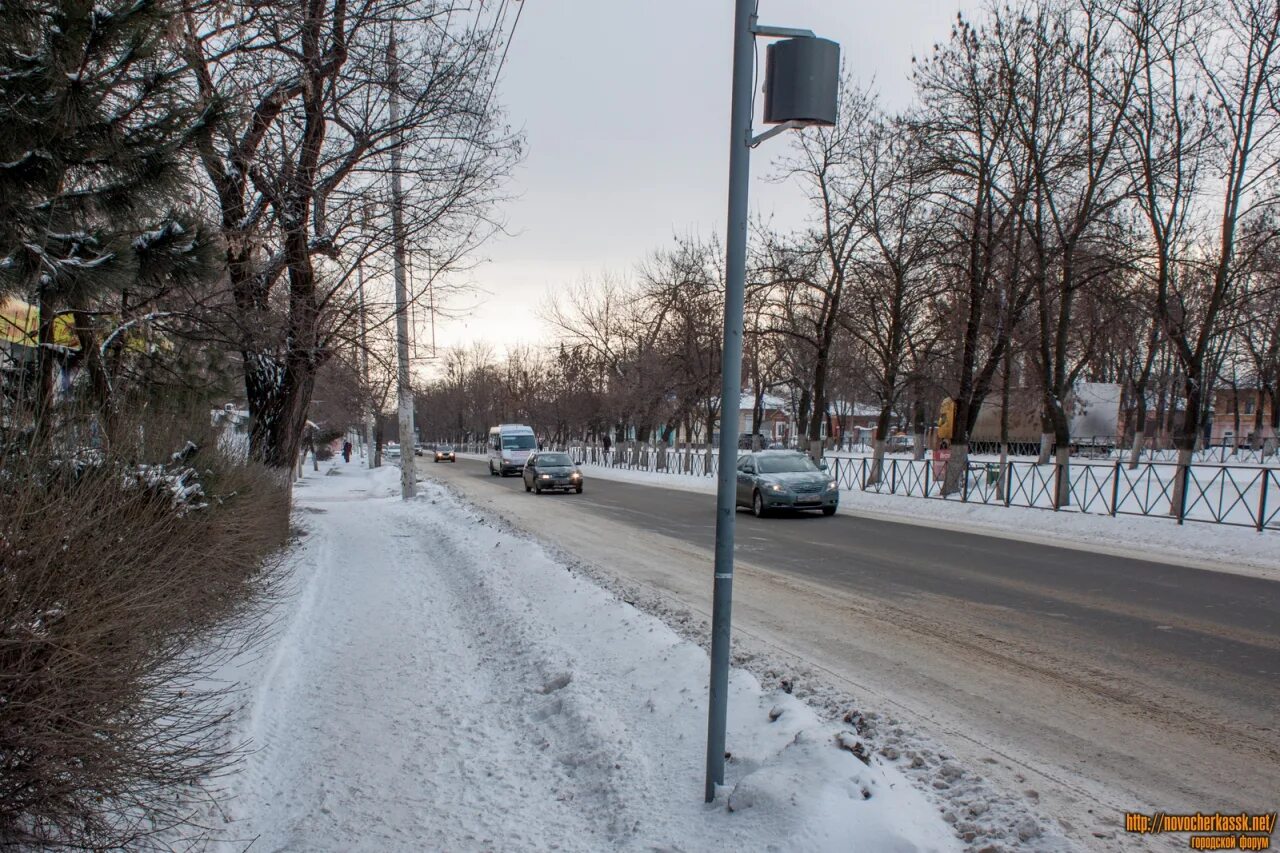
(200, 463, 962, 852)
(457, 454, 1279, 581)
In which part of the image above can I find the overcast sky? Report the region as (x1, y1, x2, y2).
(426, 0, 972, 363)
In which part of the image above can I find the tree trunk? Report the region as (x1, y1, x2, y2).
(1128, 430, 1145, 469)
(912, 398, 927, 461)
(1054, 444, 1071, 509)
(70, 309, 116, 450)
(1230, 389, 1240, 455)
(246, 356, 310, 469)
(797, 388, 812, 447)
(1128, 380, 1148, 468)
(808, 439, 824, 464)
(1045, 397, 1071, 508)
(1168, 376, 1202, 517)
(31, 292, 59, 448)
(869, 439, 886, 485)
(1251, 393, 1264, 449)
(997, 351, 1011, 502)
(807, 347, 830, 445)
(868, 403, 893, 485)
(943, 443, 969, 496)
(1037, 406, 1053, 464)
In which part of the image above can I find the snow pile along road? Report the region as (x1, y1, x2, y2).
(209, 464, 959, 852)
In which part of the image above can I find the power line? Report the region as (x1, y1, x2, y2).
(460, 0, 524, 174)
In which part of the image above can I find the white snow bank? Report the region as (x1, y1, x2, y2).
(203, 463, 959, 852)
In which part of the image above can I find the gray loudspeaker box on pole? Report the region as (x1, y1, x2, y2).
(763, 37, 840, 126)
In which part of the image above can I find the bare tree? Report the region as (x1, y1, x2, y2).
(181, 0, 519, 468)
(913, 12, 1036, 493)
(1122, 0, 1280, 510)
(841, 113, 941, 482)
(763, 85, 877, 458)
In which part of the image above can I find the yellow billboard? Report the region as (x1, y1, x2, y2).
(936, 397, 955, 442)
(1, 296, 80, 349)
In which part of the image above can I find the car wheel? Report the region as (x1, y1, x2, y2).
(575, 485, 583, 494)
(752, 491, 768, 518)
(822, 506, 836, 517)
(534, 482, 542, 494)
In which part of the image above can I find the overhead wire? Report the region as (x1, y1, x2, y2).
(458, 0, 523, 176)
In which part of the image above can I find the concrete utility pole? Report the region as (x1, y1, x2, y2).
(389, 29, 415, 498)
(704, 0, 755, 805)
(356, 252, 376, 468)
(705, 4, 838, 803)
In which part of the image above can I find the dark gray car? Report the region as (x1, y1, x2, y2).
(735, 451, 838, 517)
(522, 451, 584, 494)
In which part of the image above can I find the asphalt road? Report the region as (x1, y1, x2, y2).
(428, 457, 1280, 849)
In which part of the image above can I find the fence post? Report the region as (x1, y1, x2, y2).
(1053, 461, 1062, 511)
(890, 458, 898, 494)
(1110, 460, 1120, 517)
(1258, 469, 1270, 533)
(1004, 461, 1012, 507)
(923, 456, 930, 497)
(961, 462, 969, 502)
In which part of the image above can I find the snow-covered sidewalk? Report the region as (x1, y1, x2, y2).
(209, 464, 958, 852)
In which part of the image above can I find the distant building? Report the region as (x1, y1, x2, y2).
(1210, 386, 1276, 446)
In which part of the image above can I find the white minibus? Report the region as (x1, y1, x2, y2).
(488, 424, 536, 476)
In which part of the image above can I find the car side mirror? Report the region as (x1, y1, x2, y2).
(819, 460, 829, 470)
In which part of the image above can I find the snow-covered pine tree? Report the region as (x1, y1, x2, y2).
(0, 0, 214, 445)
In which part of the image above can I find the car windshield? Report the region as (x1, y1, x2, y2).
(756, 455, 820, 474)
(439, 446, 453, 452)
(537, 453, 572, 466)
(501, 435, 536, 450)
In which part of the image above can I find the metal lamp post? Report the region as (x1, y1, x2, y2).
(704, 2, 838, 803)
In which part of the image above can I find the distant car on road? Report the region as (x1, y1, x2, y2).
(886, 434, 914, 452)
(522, 451, 584, 494)
(384, 442, 401, 459)
(434, 446, 456, 463)
(735, 450, 838, 518)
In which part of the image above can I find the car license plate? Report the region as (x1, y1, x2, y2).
(797, 495, 820, 504)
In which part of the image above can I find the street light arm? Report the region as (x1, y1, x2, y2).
(752, 24, 816, 38)
(749, 120, 804, 148)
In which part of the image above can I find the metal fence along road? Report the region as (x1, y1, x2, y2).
(457, 443, 1280, 531)
(836, 456, 1279, 532)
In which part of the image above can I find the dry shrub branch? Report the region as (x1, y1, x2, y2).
(0, 410, 290, 850)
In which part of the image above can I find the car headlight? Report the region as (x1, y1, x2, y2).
(570, 472, 581, 479)
(827, 479, 838, 490)
(539, 473, 551, 479)
(768, 483, 785, 492)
